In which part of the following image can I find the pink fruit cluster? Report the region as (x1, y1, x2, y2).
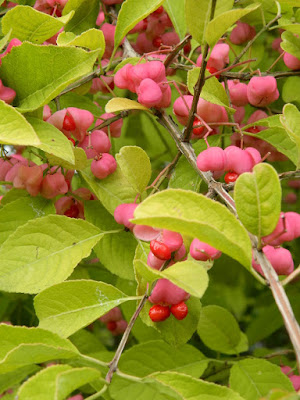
(46, 107, 120, 180)
(99, 307, 128, 336)
(114, 61, 171, 108)
(55, 187, 95, 219)
(33, 0, 68, 17)
(196, 145, 261, 182)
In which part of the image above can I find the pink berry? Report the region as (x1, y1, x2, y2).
(190, 239, 222, 261)
(13, 165, 43, 196)
(230, 21, 256, 45)
(149, 278, 190, 305)
(91, 153, 117, 179)
(40, 172, 68, 199)
(173, 95, 193, 125)
(147, 251, 165, 270)
(247, 76, 279, 107)
(137, 78, 163, 108)
(96, 113, 123, 138)
(197, 147, 227, 172)
(253, 245, 294, 276)
(196, 98, 228, 124)
(283, 52, 300, 70)
(227, 80, 249, 107)
(224, 146, 254, 175)
(114, 203, 138, 230)
(80, 130, 111, 159)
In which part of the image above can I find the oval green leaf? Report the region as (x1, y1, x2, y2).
(35, 280, 139, 337)
(105, 98, 149, 113)
(0, 215, 103, 294)
(234, 163, 281, 239)
(133, 189, 252, 269)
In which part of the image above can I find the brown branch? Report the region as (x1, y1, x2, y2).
(182, 0, 217, 141)
(164, 34, 192, 69)
(220, 70, 300, 81)
(278, 170, 300, 180)
(90, 111, 129, 132)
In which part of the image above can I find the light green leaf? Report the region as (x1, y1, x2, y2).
(234, 163, 281, 239)
(35, 280, 139, 337)
(0, 197, 55, 247)
(1, 6, 74, 44)
(0, 100, 40, 146)
(94, 232, 137, 280)
(47, 146, 87, 170)
(187, 68, 234, 112)
(109, 374, 181, 400)
(164, 0, 187, 40)
(57, 28, 105, 59)
(282, 76, 300, 104)
(197, 305, 248, 354)
(105, 98, 149, 113)
(0, 215, 103, 293)
(0, 324, 78, 374)
(17, 364, 102, 400)
(280, 103, 300, 167)
(116, 146, 151, 194)
(114, 0, 164, 52)
(0, 365, 40, 395)
(119, 341, 208, 378)
(69, 329, 106, 355)
(229, 359, 295, 400)
(80, 163, 137, 215)
(133, 189, 252, 269)
(205, 4, 261, 48)
(0, 43, 99, 112)
(0, 29, 12, 52)
(281, 30, 300, 59)
(168, 155, 202, 192)
(152, 371, 245, 400)
(243, 127, 299, 168)
(135, 258, 209, 299)
(27, 117, 75, 166)
(62, 0, 100, 35)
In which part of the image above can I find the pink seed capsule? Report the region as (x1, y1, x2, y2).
(114, 203, 138, 230)
(230, 21, 256, 45)
(283, 52, 300, 70)
(190, 239, 222, 261)
(197, 147, 227, 172)
(149, 278, 190, 305)
(247, 76, 279, 107)
(91, 153, 117, 180)
(137, 78, 163, 108)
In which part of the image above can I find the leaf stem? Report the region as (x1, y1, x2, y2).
(282, 264, 300, 286)
(85, 385, 108, 400)
(164, 35, 192, 69)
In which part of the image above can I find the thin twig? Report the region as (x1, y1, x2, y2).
(85, 385, 108, 400)
(278, 170, 300, 180)
(105, 295, 149, 383)
(182, 0, 217, 141)
(282, 264, 300, 286)
(164, 35, 192, 69)
(90, 111, 129, 132)
(230, 2, 282, 66)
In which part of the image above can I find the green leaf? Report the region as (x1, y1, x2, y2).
(197, 305, 248, 354)
(47, 146, 88, 170)
(59, 92, 102, 117)
(243, 127, 299, 168)
(27, 117, 75, 166)
(116, 146, 151, 194)
(94, 232, 137, 280)
(109, 374, 181, 400)
(35, 280, 139, 337)
(187, 68, 234, 112)
(1, 6, 74, 44)
(133, 189, 252, 269)
(205, 4, 261, 48)
(152, 371, 245, 400)
(0, 197, 55, 247)
(281, 31, 300, 59)
(114, 0, 164, 52)
(62, 0, 100, 35)
(229, 359, 295, 400)
(0, 324, 79, 374)
(105, 98, 149, 113)
(0, 29, 12, 52)
(80, 163, 137, 215)
(164, 0, 187, 40)
(234, 163, 281, 239)
(280, 103, 300, 167)
(0, 215, 103, 294)
(282, 76, 300, 104)
(57, 28, 105, 59)
(0, 365, 40, 395)
(135, 258, 209, 299)
(0, 100, 40, 146)
(17, 364, 102, 400)
(119, 341, 208, 378)
(168, 155, 202, 192)
(0, 43, 99, 112)
(69, 329, 106, 355)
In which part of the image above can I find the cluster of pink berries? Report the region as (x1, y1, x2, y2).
(99, 307, 128, 336)
(197, 145, 261, 182)
(46, 107, 122, 180)
(114, 61, 171, 108)
(33, 0, 67, 17)
(252, 212, 300, 276)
